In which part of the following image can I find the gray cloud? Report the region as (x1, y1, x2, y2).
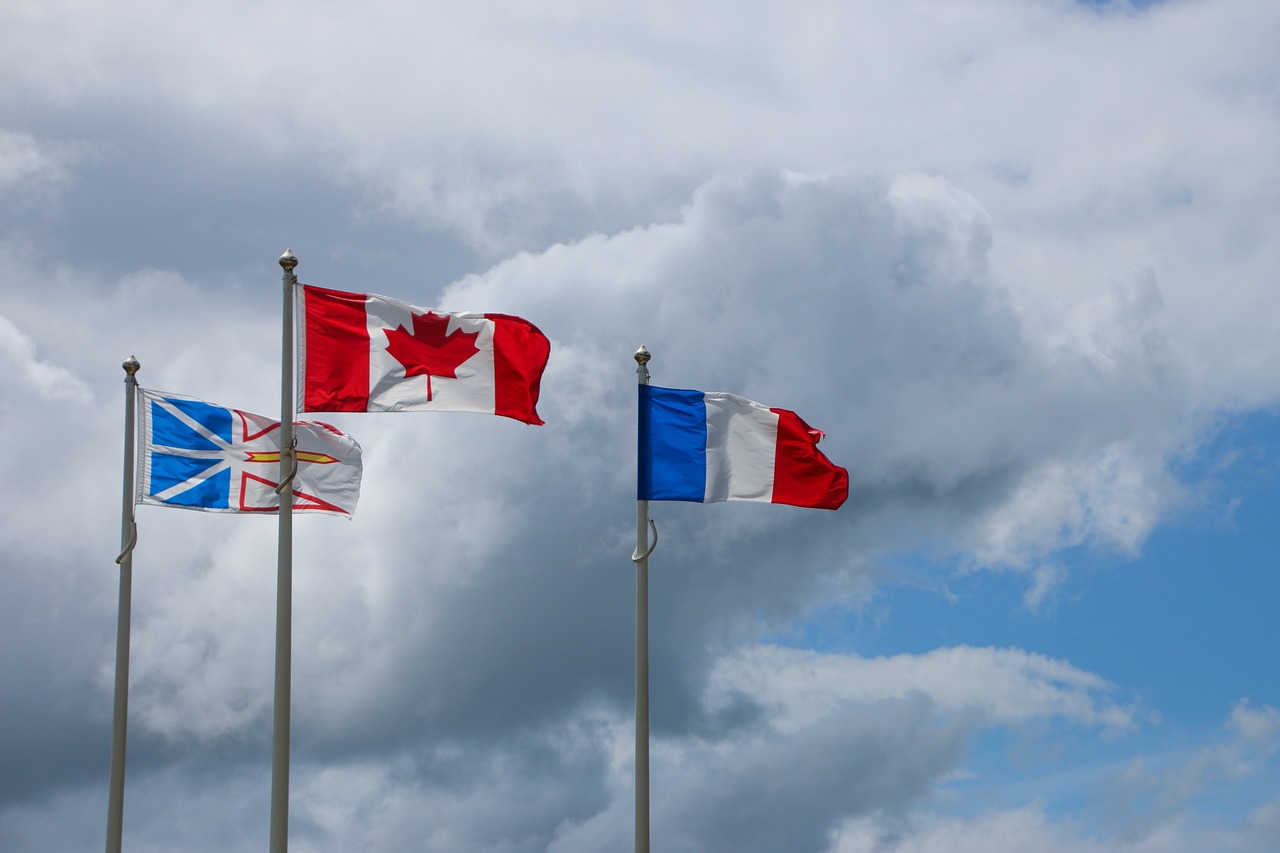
(3, 0, 1280, 850)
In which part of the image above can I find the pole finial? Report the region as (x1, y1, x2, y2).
(122, 355, 140, 376)
(634, 345, 650, 386)
(279, 249, 298, 273)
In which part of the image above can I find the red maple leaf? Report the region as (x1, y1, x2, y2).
(383, 311, 481, 401)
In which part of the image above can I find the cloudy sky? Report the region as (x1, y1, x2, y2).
(3, 0, 1279, 850)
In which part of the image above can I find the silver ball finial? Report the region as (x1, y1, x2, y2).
(122, 355, 140, 376)
(279, 249, 298, 272)
(634, 345, 651, 366)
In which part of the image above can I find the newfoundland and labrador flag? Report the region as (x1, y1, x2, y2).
(638, 385, 849, 510)
(298, 284, 551, 425)
(137, 389, 362, 516)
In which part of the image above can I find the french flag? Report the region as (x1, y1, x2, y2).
(638, 385, 849, 510)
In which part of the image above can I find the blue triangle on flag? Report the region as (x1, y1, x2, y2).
(149, 456, 231, 509)
(150, 397, 232, 451)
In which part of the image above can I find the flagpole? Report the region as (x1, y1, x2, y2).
(105, 355, 140, 853)
(633, 345, 653, 853)
(270, 250, 298, 853)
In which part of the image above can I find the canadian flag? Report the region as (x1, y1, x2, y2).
(298, 284, 551, 425)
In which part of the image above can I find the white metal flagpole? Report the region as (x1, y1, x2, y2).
(105, 355, 140, 853)
(269, 250, 298, 853)
(631, 345, 657, 853)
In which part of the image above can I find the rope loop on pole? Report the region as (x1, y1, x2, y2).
(631, 517, 658, 562)
(115, 521, 137, 565)
(274, 437, 299, 494)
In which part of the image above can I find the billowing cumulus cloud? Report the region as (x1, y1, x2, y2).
(2, 0, 1279, 851)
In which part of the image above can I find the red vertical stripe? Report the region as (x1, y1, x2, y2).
(487, 314, 551, 426)
(769, 408, 849, 510)
(301, 285, 371, 412)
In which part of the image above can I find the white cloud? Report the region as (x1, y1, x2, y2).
(448, 169, 1199, 573)
(0, 129, 75, 202)
(104, 642, 1129, 853)
(1227, 699, 1280, 745)
(829, 805, 1219, 853)
(708, 643, 1133, 731)
(3, 0, 1280, 850)
(0, 313, 93, 405)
